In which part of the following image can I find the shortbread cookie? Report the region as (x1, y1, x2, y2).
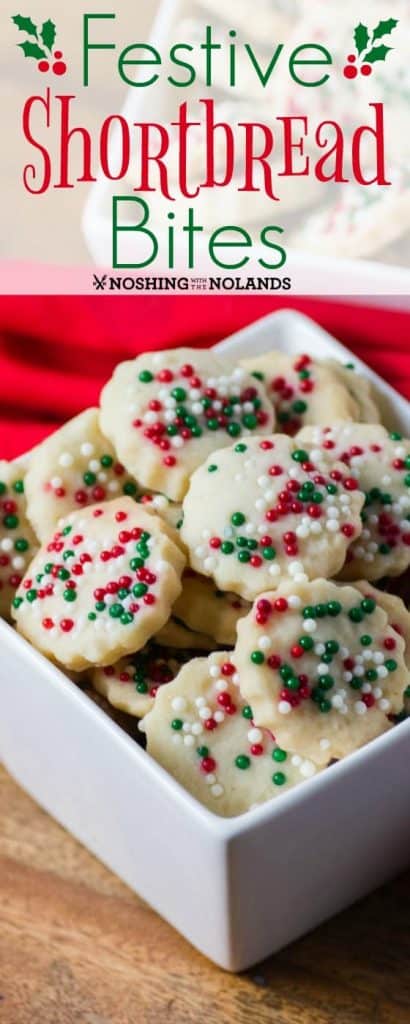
(143, 651, 322, 817)
(234, 579, 407, 766)
(173, 570, 250, 645)
(0, 461, 38, 619)
(181, 435, 365, 600)
(24, 409, 141, 541)
(156, 617, 216, 651)
(323, 360, 381, 424)
(100, 349, 274, 501)
(241, 352, 358, 436)
(90, 644, 194, 718)
(12, 499, 185, 671)
(298, 423, 410, 580)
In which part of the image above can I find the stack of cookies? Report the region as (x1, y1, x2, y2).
(2, 347, 409, 816)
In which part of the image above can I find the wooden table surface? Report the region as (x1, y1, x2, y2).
(0, 765, 409, 1024)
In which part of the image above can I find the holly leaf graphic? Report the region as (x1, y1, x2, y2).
(18, 40, 47, 60)
(354, 23, 369, 55)
(372, 18, 398, 42)
(12, 14, 38, 38)
(364, 44, 393, 63)
(40, 19, 56, 53)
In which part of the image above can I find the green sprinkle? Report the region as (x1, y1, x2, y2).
(95, 601, 106, 612)
(88, 612, 97, 621)
(390, 432, 402, 441)
(238, 550, 251, 563)
(139, 370, 153, 383)
(83, 471, 96, 486)
(221, 541, 234, 555)
(100, 454, 113, 468)
(235, 755, 251, 770)
(272, 771, 286, 786)
(299, 636, 314, 651)
(13, 480, 24, 494)
(252, 371, 265, 381)
(123, 481, 137, 497)
(292, 449, 309, 463)
(0, 482, 6, 495)
(232, 512, 246, 527)
(13, 597, 23, 609)
(242, 413, 258, 430)
(130, 557, 144, 571)
(385, 659, 397, 672)
(171, 387, 186, 402)
(361, 598, 376, 614)
(251, 650, 265, 665)
(272, 748, 287, 763)
(58, 568, 70, 581)
(197, 745, 209, 758)
(171, 719, 183, 731)
(109, 604, 123, 619)
(62, 525, 72, 536)
(326, 484, 338, 495)
(14, 538, 29, 552)
(315, 604, 327, 618)
(318, 675, 334, 691)
(349, 607, 363, 623)
(262, 546, 276, 561)
(360, 634, 372, 647)
(63, 550, 74, 561)
(327, 601, 342, 617)
(292, 400, 307, 414)
(133, 583, 148, 598)
(136, 681, 148, 693)
(121, 613, 134, 625)
(4, 514, 18, 530)
(207, 418, 219, 431)
(350, 677, 362, 690)
(228, 423, 241, 437)
(26, 589, 37, 603)
(63, 589, 77, 603)
(366, 669, 378, 682)
(325, 640, 339, 655)
(319, 699, 332, 713)
(303, 606, 316, 619)
(208, 464, 218, 473)
(234, 443, 247, 453)
(242, 705, 253, 719)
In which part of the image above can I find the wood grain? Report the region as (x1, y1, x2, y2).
(0, 765, 409, 1024)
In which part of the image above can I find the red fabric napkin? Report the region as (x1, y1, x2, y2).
(0, 294, 409, 460)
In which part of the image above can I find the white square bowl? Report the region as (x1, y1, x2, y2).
(1, 309, 410, 972)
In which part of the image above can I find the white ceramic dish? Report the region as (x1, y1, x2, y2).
(1, 309, 409, 972)
(82, 0, 410, 299)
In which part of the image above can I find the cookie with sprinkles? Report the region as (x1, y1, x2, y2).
(323, 360, 382, 425)
(90, 644, 199, 718)
(234, 579, 408, 766)
(143, 651, 322, 817)
(99, 349, 275, 501)
(24, 408, 179, 542)
(240, 351, 359, 436)
(12, 499, 185, 671)
(181, 435, 365, 601)
(173, 569, 250, 645)
(298, 423, 410, 580)
(0, 461, 39, 619)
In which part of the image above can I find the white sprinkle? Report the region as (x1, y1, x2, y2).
(211, 784, 224, 797)
(1, 538, 13, 552)
(355, 701, 367, 715)
(288, 595, 301, 609)
(199, 707, 212, 720)
(214, 710, 225, 723)
(278, 700, 292, 715)
(258, 635, 272, 651)
(300, 760, 317, 778)
(171, 696, 187, 713)
(195, 696, 206, 707)
(209, 665, 220, 678)
(204, 557, 216, 572)
(205, 774, 216, 785)
(303, 619, 317, 634)
(379, 698, 391, 712)
(191, 723, 203, 736)
(248, 728, 263, 744)
(319, 738, 331, 750)
(80, 443, 94, 457)
(291, 754, 302, 767)
(184, 735, 195, 747)
(315, 643, 325, 656)
(51, 476, 63, 489)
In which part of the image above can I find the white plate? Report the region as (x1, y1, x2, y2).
(1, 309, 409, 972)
